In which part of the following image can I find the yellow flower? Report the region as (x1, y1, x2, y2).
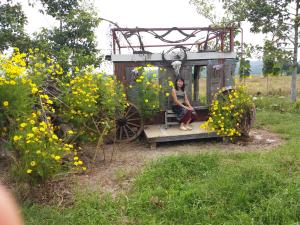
(9, 80, 16, 85)
(165, 93, 170, 97)
(30, 161, 36, 166)
(20, 123, 27, 128)
(168, 81, 174, 87)
(27, 133, 34, 139)
(54, 155, 61, 161)
(67, 130, 74, 135)
(52, 134, 58, 140)
(31, 87, 38, 94)
(74, 156, 79, 161)
(3, 101, 9, 107)
(26, 169, 32, 174)
(13, 135, 21, 142)
(82, 167, 87, 171)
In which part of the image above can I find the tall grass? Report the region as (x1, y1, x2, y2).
(239, 75, 300, 96)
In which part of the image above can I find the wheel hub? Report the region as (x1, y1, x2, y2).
(117, 118, 127, 126)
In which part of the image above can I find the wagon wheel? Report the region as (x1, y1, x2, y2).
(116, 103, 144, 142)
(240, 105, 256, 137)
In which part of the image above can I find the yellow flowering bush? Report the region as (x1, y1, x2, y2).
(58, 67, 126, 142)
(0, 49, 126, 183)
(131, 65, 167, 119)
(0, 48, 85, 183)
(12, 111, 81, 182)
(201, 85, 255, 141)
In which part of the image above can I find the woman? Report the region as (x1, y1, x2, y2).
(171, 77, 195, 131)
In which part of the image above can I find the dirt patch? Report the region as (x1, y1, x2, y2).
(77, 129, 283, 196)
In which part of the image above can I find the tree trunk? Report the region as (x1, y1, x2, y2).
(291, 0, 299, 102)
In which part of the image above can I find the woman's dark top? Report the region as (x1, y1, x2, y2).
(172, 88, 187, 120)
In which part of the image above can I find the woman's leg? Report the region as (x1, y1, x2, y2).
(180, 110, 192, 125)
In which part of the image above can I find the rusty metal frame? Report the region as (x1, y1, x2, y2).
(111, 26, 235, 54)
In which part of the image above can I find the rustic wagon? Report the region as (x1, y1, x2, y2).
(108, 26, 237, 148)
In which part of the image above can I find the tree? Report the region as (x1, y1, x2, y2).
(239, 58, 251, 78)
(191, 0, 299, 101)
(33, 0, 101, 71)
(262, 40, 292, 76)
(0, 1, 30, 52)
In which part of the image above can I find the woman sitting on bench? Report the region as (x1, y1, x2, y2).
(171, 77, 196, 131)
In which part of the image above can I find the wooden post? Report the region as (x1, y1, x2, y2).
(229, 27, 234, 52)
(193, 66, 200, 103)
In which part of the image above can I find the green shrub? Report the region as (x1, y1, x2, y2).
(0, 49, 126, 184)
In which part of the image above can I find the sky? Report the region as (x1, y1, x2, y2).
(20, 0, 266, 71)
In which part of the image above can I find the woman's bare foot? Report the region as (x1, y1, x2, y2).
(179, 124, 187, 131)
(186, 125, 193, 130)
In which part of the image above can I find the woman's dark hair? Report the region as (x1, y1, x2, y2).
(175, 77, 185, 91)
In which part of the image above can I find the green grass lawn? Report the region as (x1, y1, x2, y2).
(23, 106, 300, 224)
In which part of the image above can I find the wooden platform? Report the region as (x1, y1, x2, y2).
(144, 121, 218, 149)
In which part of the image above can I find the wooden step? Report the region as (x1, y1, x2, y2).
(166, 114, 177, 118)
(166, 121, 179, 125)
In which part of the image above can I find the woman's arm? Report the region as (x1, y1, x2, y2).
(171, 89, 189, 109)
(184, 92, 193, 110)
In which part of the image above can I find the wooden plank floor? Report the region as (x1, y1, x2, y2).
(144, 121, 218, 144)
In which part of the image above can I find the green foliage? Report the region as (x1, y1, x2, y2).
(33, 1, 101, 71)
(38, 0, 79, 18)
(262, 40, 292, 77)
(239, 58, 251, 78)
(0, 2, 30, 51)
(130, 65, 165, 120)
(223, 0, 293, 36)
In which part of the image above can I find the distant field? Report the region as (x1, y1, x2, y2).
(238, 75, 300, 96)
(197, 76, 300, 99)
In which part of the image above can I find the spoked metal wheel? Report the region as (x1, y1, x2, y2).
(116, 103, 144, 142)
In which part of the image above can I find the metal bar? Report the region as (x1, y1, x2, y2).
(197, 32, 227, 48)
(112, 27, 232, 32)
(111, 27, 234, 53)
(119, 42, 197, 48)
(118, 31, 229, 49)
